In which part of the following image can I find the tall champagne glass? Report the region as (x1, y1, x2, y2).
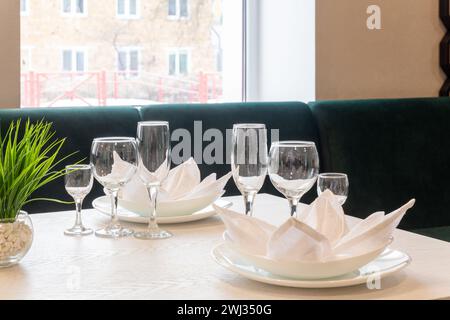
(90, 137, 138, 238)
(268, 141, 319, 218)
(231, 124, 268, 216)
(134, 121, 172, 240)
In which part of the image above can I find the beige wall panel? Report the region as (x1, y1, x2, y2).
(0, 0, 20, 108)
(316, 0, 446, 100)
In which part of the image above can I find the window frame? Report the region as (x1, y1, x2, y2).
(61, 47, 88, 72)
(116, 47, 141, 78)
(61, 0, 88, 17)
(168, 0, 190, 20)
(116, 0, 140, 20)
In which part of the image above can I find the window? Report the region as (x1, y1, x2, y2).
(117, 48, 140, 77)
(117, 0, 139, 19)
(168, 0, 189, 19)
(62, 0, 87, 16)
(20, 0, 29, 16)
(20, 0, 242, 107)
(62, 49, 86, 72)
(168, 50, 189, 76)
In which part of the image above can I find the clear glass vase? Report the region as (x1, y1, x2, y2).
(0, 211, 34, 268)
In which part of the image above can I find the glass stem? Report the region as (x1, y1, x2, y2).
(146, 185, 159, 230)
(74, 198, 83, 228)
(288, 197, 300, 218)
(109, 189, 119, 228)
(243, 192, 256, 216)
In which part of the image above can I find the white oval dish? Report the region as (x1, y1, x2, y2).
(223, 231, 393, 279)
(211, 243, 411, 288)
(122, 192, 224, 217)
(92, 196, 232, 224)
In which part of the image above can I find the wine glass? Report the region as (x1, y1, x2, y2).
(231, 123, 268, 216)
(268, 141, 319, 217)
(90, 137, 138, 238)
(134, 121, 172, 240)
(317, 173, 349, 205)
(64, 164, 93, 236)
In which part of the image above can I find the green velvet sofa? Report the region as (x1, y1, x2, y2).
(0, 98, 448, 241)
(309, 97, 450, 242)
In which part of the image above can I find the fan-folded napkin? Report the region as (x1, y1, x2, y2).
(215, 190, 415, 262)
(107, 154, 232, 207)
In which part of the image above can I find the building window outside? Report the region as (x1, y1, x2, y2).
(20, 0, 29, 16)
(62, 0, 87, 16)
(117, 48, 140, 77)
(117, 0, 139, 19)
(168, 0, 189, 19)
(169, 50, 189, 76)
(62, 49, 86, 72)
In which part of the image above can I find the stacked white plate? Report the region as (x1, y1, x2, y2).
(212, 234, 411, 288)
(93, 195, 232, 224)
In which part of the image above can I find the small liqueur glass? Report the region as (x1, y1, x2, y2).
(317, 173, 349, 205)
(64, 164, 94, 236)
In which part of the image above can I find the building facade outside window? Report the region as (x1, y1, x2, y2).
(117, 0, 139, 19)
(20, 0, 236, 107)
(21, 47, 32, 72)
(62, 0, 87, 16)
(62, 49, 86, 72)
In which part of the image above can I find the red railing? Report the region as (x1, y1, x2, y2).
(20, 71, 223, 107)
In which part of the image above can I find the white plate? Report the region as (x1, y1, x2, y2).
(117, 192, 226, 218)
(223, 232, 392, 279)
(211, 243, 411, 288)
(92, 196, 232, 224)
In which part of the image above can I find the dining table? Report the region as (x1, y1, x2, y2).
(1, 193, 450, 300)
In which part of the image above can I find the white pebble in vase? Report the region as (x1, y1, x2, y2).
(0, 211, 33, 268)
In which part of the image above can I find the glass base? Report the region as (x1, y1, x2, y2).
(95, 227, 134, 238)
(134, 228, 172, 240)
(64, 225, 93, 236)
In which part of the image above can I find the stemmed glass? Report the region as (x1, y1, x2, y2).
(317, 173, 349, 205)
(90, 137, 138, 238)
(134, 121, 172, 240)
(64, 164, 93, 236)
(268, 141, 319, 218)
(231, 124, 268, 216)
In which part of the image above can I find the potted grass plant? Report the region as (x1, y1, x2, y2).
(0, 119, 73, 267)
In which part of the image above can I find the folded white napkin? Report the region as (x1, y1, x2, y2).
(109, 155, 231, 208)
(215, 190, 415, 262)
(296, 191, 349, 245)
(100, 151, 137, 186)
